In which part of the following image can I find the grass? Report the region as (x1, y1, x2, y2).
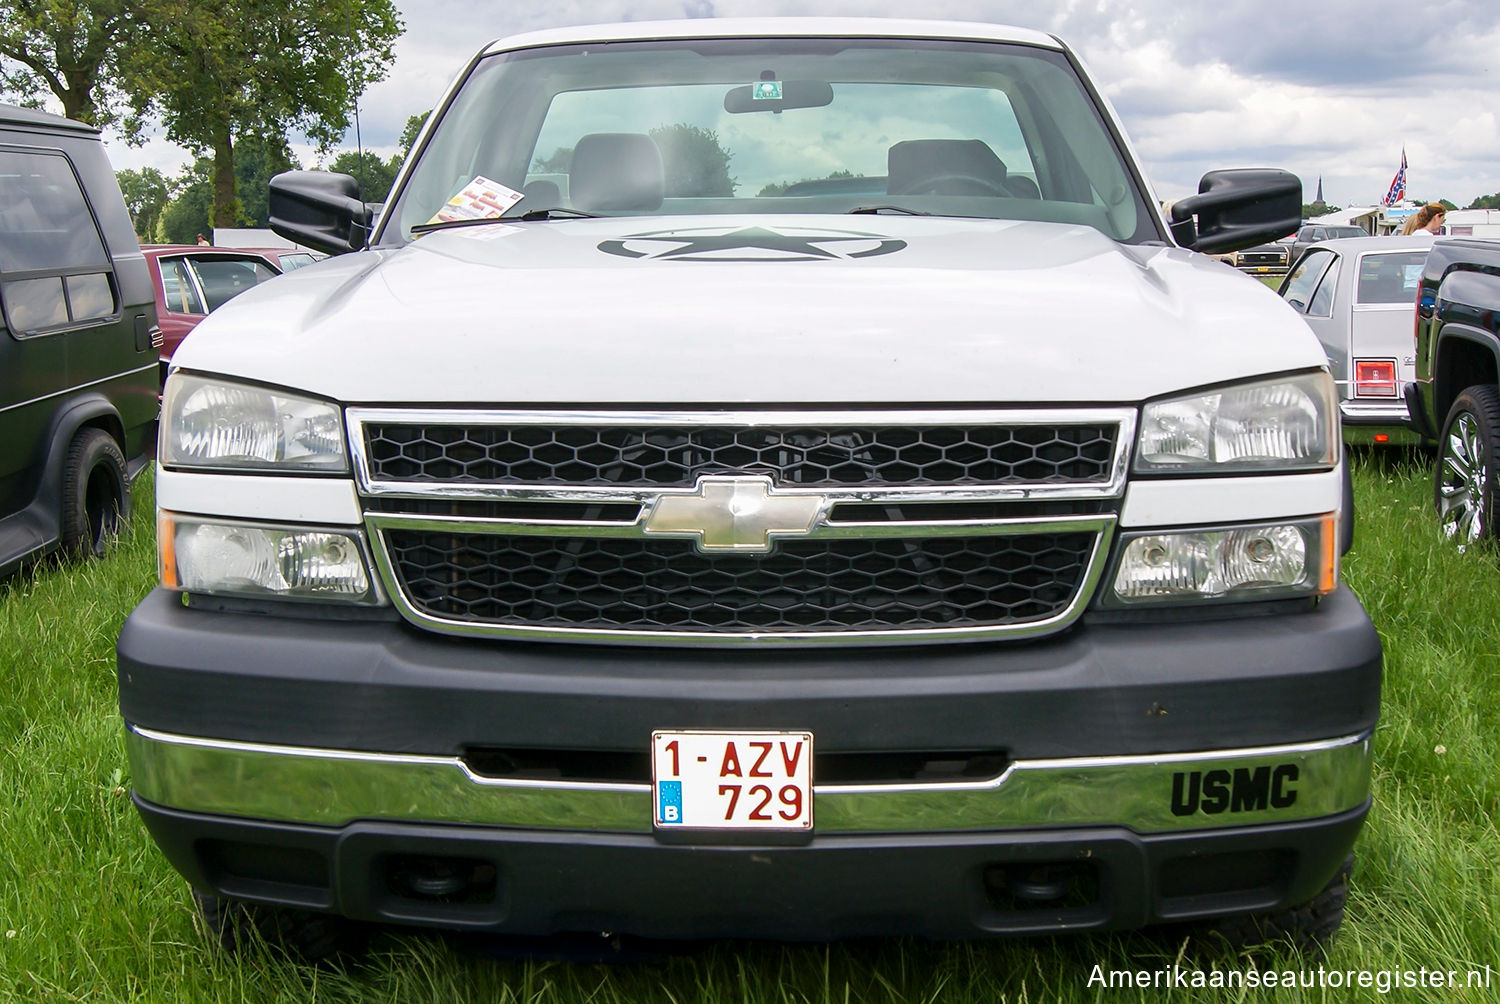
(2, 456, 1498, 1002)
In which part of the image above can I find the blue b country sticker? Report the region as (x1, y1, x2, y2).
(657, 780, 683, 824)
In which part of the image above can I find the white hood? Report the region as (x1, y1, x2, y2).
(173, 215, 1327, 406)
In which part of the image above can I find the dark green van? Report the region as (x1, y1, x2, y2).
(0, 104, 159, 576)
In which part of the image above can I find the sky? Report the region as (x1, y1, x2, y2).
(99, 0, 1500, 209)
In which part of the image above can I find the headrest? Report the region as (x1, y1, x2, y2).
(887, 139, 1008, 196)
(570, 133, 664, 213)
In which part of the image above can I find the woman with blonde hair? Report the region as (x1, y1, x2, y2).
(1400, 203, 1447, 235)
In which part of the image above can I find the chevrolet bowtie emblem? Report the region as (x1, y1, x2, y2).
(643, 476, 824, 553)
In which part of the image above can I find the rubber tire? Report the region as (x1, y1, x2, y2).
(1434, 385, 1500, 549)
(60, 428, 127, 558)
(192, 889, 367, 962)
(1194, 856, 1352, 956)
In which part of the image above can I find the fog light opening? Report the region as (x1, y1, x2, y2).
(386, 855, 498, 905)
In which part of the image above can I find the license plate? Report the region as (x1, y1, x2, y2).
(1256, 266, 1270, 272)
(652, 730, 813, 830)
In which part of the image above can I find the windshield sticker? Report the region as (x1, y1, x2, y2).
(598, 225, 906, 262)
(752, 80, 783, 101)
(428, 176, 524, 225)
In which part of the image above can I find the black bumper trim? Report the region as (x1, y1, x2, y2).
(135, 795, 1369, 941)
(117, 586, 1382, 760)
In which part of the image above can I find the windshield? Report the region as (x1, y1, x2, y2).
(380, 37, 1158, 244)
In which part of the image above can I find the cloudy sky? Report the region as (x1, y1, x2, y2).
(102, 0, 1500, 209)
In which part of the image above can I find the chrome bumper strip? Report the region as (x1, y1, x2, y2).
(126, 726, 1371, 836)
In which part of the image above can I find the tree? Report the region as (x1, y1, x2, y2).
(153, 134, 294, 241)
(157, 161, 213, 243)
(128, 0, 402, 229)
(232, 132, 296, 226)
(649, 123, 735, 197)
(1300, 202, 1341, 219)
(1467, 192, 1500, 210)
(116, 166, 172, 241)
(329, 149, 398, 203)
(398, 111, 428, 159)
(0, 0, 138, 126)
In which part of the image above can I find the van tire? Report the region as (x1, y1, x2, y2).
(60, 428, 127, 557)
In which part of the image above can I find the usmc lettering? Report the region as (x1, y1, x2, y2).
(1171, 764, 1299, 816)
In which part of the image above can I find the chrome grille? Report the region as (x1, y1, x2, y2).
(353, 408, 1133, 647)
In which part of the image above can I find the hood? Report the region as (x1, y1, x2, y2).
(173, 214, 1327, 406)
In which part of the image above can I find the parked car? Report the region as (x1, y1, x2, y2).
(1407, 237, 1500, 546)
(1232, 241, 1291, 274)
(1290, 224, 1368, 263)
(254, 247, 324, 271)
(142, 245, 283, 381)
(1277, 235, 1432, 444)
(119, 19, 1378, 958)
(0, 104, 159, 575)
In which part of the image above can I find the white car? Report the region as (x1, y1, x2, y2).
(1279, 235, 1434, 443)
(119, 18, 1379, 957)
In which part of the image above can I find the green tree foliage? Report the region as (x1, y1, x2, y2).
(398, 111, 429, 159)
(153, 133, 295, 242)
(649, 123, 735, 197)
(1464, 193, 1500, 210)
(127, 0, 402, 229)
(329, 149, 399, 203)
(156, 161, 213, 243)
(231, 132, 296, 226)
(1301, 202, 1341, 218)
(115, 166, 172, 241)
(0, 0, 138, 126)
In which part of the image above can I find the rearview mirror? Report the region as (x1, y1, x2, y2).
(269, 171, 375, 256)
(1170, 169, 1301, 255)
(724, 80, 834, 114)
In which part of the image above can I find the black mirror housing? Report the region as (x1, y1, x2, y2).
(269, 171, 374, 256)
(1170, 169, 1300, 255)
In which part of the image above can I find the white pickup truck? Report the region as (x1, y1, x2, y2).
(118, 18, 1380, 957)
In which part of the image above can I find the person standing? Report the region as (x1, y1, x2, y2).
(1400, 204, 1447, 235)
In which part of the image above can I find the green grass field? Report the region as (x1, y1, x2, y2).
(2, 455, 1497, 1003)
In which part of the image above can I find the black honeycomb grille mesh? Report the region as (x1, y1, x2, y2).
(385, 530, 1096, 633)
(363, 423, 1117, 487)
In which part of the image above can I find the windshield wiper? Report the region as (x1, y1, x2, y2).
(409, 217, 512, 235)
(847, 205, 932, 216)
(515, 207, 601, 221)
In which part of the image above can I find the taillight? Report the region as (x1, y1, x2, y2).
(1353, 359, 1397, 397)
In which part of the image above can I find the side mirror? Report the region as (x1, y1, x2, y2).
(1170, 169, 1301, 255)
(269, 171, 374, 256)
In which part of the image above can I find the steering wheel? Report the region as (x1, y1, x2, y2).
(903, 174, 1010, 197)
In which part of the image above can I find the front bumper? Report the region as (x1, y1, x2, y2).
(118, 585, 1380, 938)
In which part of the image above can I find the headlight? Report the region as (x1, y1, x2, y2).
(161, 373, 347, 473)
(1105, 516, 1336, 606)
(1136, 372, 1336, 473)
(161, 513, 380, 604)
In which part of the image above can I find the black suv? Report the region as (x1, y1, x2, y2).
(0, 105, 159, 576)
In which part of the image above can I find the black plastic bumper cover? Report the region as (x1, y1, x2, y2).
(117, 586, 1382, 761)
(136, 795, 1369, 941)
